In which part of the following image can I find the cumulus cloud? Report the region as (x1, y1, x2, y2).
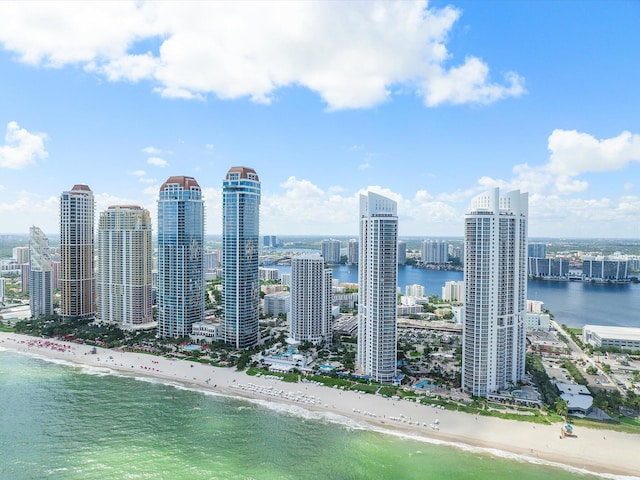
(142, 146, 163, 155)
(147, 156, 168, 167)
(477, 129, 640, 197)
(130, 169, 146, 176)
(0, 121, 48, 169)
(0, 1, 524, 110)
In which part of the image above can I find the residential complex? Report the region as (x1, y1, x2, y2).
(97, 206, 153, 328)
(347, 239, 358, 265)
(29, 226, 53, 318)
(397, 240, 407, 265)
(289, 253, 333, 345)
(222, 166, 261, 349)
(421, 239, 448, 264)
(357, 192, 398, 383)
(321, 239, 341, 264)
(60, 184, 95, 320)
(462, 188, 528, 397)
(157, 176, 205, 338)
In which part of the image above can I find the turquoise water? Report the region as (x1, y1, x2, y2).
(0, 349, 610, 480)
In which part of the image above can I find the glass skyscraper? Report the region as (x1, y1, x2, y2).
(157, 176, 204, 338)
(222, 166, 260, 349)
(357, 191, 398, 383)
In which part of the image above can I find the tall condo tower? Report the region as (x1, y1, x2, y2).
(347, 239, 359, 265)
(60, 184, 95, 320)
(289, 253, 333, 345)
(462, 188, 528, 397)
(97, 206, 153, 328)
(321, 239, 341, 264)
(157, 177, 205, 338)
(357, 192, 398, 383)
(29, 225, 53, 318)
(222, 167, 261, 349)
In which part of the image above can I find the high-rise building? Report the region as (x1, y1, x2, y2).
(462, 188, 528, 397)
(205, 249, 221, 272)
(397, 240, 407, 265)
(421, 240, 449, 264)
(222, 167, 261, 349)
(347, 239, 359, 265)
(263, 235, 278, 247)
(321, 239, 341, 264)
(528, 242, 546, 259)
(157, 177, 205, 338)
(357, 192, 398, 383)
(442, 280, 464, 302)
(405, 284, 425, 298)
(13, 246, 29, 265)
(29, 226, 53, 318)
(289, 254, 333, 345)
(0, 277, 5, 305)
(60, 184, 95, 320)
(97, 206, 153, 328)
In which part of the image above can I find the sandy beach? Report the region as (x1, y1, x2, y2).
(2, 332, 639, 479)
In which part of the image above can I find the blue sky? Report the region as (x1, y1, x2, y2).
(0, 1, 639, 238)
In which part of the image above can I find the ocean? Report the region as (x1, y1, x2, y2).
(0, 350, 608, 480)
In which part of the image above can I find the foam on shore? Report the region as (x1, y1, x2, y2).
(2, 332, 639, 479)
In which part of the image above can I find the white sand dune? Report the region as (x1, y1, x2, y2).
(2, 332, 639, 479)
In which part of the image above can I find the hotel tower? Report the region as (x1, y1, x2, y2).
(60, 184, 95, 320)
(222, 166, 261, 349)
(97, 205, 153, 328)
(29, 225, 53, 318)
(289, 253, 333, 345)
(357, 192, 398, 383)
(462, 188, 528, 397)
(157, 177, 205, 338)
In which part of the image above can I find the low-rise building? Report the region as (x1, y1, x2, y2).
(582, 325, 640, 351)
(556, 382, 593, 416)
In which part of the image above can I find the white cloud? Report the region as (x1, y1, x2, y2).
(147, 156, 168, 167)
(476, 129, 640, 197)
(546, 129, 640, 176)
(0, 1, 524, 110)
(142, 146, 163, 155)
(130, 169, 146, 176)
(205, 144, 214, 150)
(624, 182, 634, 191)
(139, 177, 156, 184)
(0, 121, 48, 169)
(358, 162, 371, 171)
(424, 58, 525, 106)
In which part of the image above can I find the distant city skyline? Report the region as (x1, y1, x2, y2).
(0, 2, 639, 238)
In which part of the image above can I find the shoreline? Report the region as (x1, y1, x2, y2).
(2, 332, 639, 479)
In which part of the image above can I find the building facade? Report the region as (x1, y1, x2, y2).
(442, 280, 464, 302)
(289, 254, 333, 345)
(321, 239, 341, 264)
(397, 240, 407, 265)
(357, 192, 398, 383)
(29, 226, 53, 318)
(222, 166, 261, 349)
(60, 184, 95, 320)
(157, 177, 205, 338)
(462, 188, 528, 397)
(421, 240, 449, 264)
(97, 206, 153, 328)
(528, 242, 546, 259)
(347, 239, 359, 265)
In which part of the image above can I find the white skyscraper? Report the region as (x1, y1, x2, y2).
(462, 188, 528, 397)
(29, 226, 53, 318)
(357, 192, 398, 383)
(97, 206, 153, 328)
(321, 239, 341, 264)
(289, 254, 333, 345)
(347, 239, 359, 265)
